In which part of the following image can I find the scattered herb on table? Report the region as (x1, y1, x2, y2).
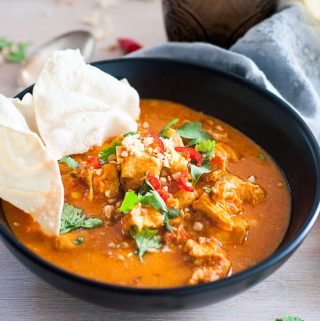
(0, 38, 30, 63)
(59, 156, 79, 169)
(60, 203, 103, 234)
(275, 316, 303, 321)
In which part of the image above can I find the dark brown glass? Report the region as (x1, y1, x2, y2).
(162, 0, 278, 48)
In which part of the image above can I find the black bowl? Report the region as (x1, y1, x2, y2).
(1, 58, 319, 311)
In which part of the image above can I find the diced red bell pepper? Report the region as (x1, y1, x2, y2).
(177, 170, 194, 192)
(146, 172, 161, 190)
(87, 155, 101, 169)
(175, 147, 202, 167)
(117, 37, 142, 54)
(145, 130, 165, 154)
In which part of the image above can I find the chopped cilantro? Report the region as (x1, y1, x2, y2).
(99, 141, 120, 164)
(275, 317, 303, 321)
(257, 152, 266, 160)
(195, 138, 216, 159)
(120, 191, 140, 213)
(131, 227, 162, 259)
(60, 203, 103, 234)
(124, 131, 137, 137)
(190, 164, 211, 185)
(163, 207, 179, 231)
(0, 38, 12, 49)
(139, 190, 167, 212)
(176, 121, 212, 146)
(73, 237, 85, 245)
(59, 156, 79, 169)
(7, 42, 29, 63)
(159, 118, 179, 137)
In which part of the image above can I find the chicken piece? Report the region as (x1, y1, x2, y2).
(185, 239, 224, 260)
(121, 154, 162, 190)
(185, 239, 231, 285)
(166, 197, 179, 209)
(93, 163, 119, 198)
(189, 266, 220, 285)
(237, 182, 265, 206)
(122, 204, 164, 232)
(174, 189, 198, 208)
(169, 131, 184, 147)
(193, 193, 233, 231)
(168, 150, 189, 173)
(215, 142, 240, 162)
(211, 216, 249, 245)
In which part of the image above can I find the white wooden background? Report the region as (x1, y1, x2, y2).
(0, 1, 319, 320)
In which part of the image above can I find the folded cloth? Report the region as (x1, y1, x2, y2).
(129, 3, 320, 143)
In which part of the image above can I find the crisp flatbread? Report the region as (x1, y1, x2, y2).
(0, 94, 64, 236)
(33, 49, 140, 160)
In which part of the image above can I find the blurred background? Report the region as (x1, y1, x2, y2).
(1, 0, 319, 98)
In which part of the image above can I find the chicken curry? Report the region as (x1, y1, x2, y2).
(3, 99, 291, 288)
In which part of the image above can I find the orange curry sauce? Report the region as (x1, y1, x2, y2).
(2, 100, 291, 288)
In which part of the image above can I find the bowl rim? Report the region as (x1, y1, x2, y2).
(1, 56, 320, 296)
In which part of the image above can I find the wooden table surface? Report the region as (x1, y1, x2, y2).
(0, 1, 319, 320)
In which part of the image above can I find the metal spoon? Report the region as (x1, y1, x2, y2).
(18, 30, 96, 87)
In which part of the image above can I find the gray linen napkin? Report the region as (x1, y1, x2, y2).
(129, 3, 320, 142)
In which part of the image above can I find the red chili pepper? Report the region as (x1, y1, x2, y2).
(145, 130, 165, 154)
(146, 172, 161, 190)
(213, 155, 223, 165)
(177, 170, 195, 192)
(87, 156, 101, 169)
(117, 38, 142, 54)
(175, 147, 202, 167)
(158, 189, 172, 202)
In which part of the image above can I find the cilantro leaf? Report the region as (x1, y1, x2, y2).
(124, 131, 137, 137)
(159, 118, 179, 137)
(132, 228, 162, 259)
(275, 317, 303, 321)
(190, 164, 211, 185)
(60, 203, 103, 234)
(0, 38, 12, 49)
(257, 152, 266, 160)
(73, 237, 85, 245)
(120, 191, 140, 213)
(99, 141, 120, 164)
(176, 122, 212, 146)
(139, 189, 180, 231)
(139, 190, 167, 212)
(163, 207, 180, 231)
(7, 42, 29, 63)
(59, 156, 79, 169)
(195, 138, 216, 159)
